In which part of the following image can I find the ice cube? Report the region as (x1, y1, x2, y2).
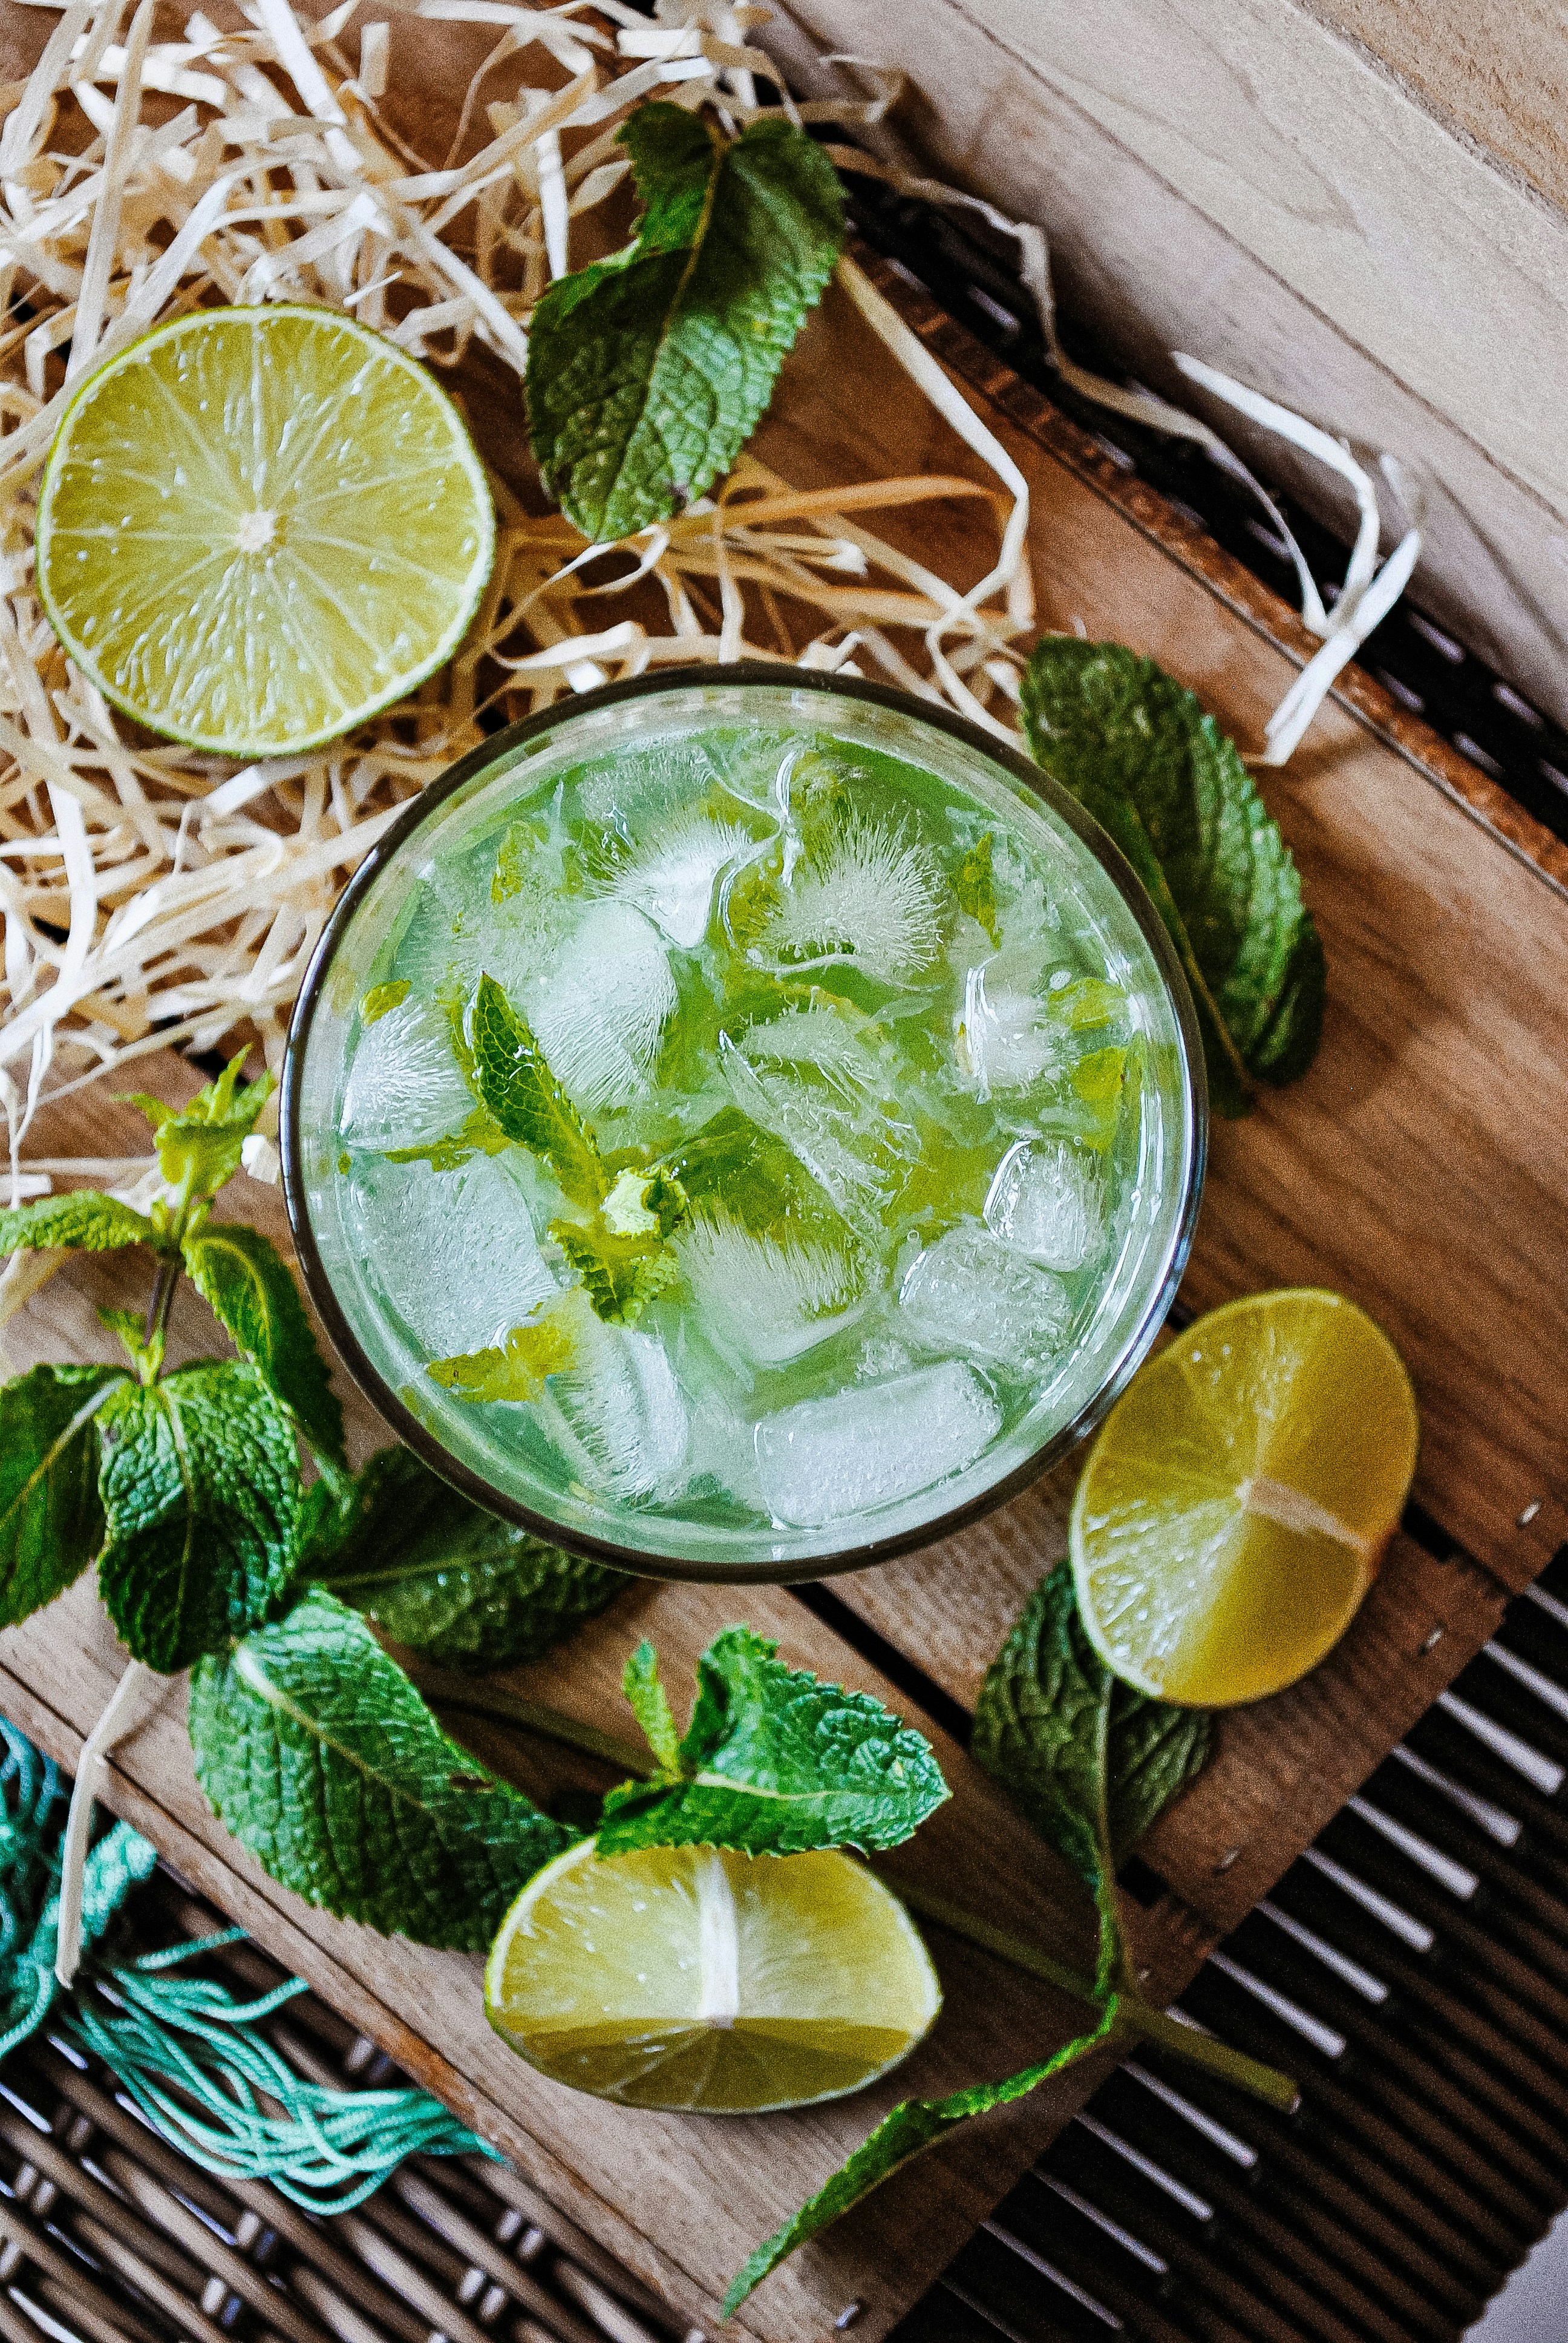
(347, 1151, 555, 1357)
(953, 954, 1063, 1098)
(541, 1319, 688, 1500)
(341, 997, 475, 1153)
(751, 811, 942, 982)
(985, 1138, 1108, 1271)
(899, 1222, 1070, 1368)
(676, 1210, 869, 1367)
(718, 1024, 916, 1241)
(754, 1360, 1001, 1529)
(603, 807, 753, 948)
(528, 900, 677, 1112)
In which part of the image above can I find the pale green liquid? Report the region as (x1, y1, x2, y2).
(296, 685, 1195, 1575)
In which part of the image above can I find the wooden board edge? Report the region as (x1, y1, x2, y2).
(854, 244, 1568, 903)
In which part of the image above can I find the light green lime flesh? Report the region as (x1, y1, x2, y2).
(323, 712, 1185, 1560)
(35, 305, 494, 756)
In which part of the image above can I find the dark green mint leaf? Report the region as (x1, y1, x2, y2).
(1020, 640, 1325, 1115)
(550, 1219, 676, 1325)
(597, 1626, 949, 1857)
(129, 1054, 275, 1201)
(312, 1444, 626, 1673)
(0, 1191, 159, 1253)
(723, 1998, 1120, 2316)
(188, 1587, 575, 1946)
(621, 1640, 681, 1777)
(96, 1362, 299, 1672)
(182, 1221, 345, 1472)
(0, 1363, 125, 1626)
(526, 103, 844, 540)
(973, 1564, 1211, 1884)
(469, 975, 604, 1207)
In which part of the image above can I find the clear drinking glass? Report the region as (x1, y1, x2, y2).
(283, 667, 1206, 1583)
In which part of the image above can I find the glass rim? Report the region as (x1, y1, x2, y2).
(281, 660, 1209, 1585)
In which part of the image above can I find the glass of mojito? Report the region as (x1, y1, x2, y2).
(283, 667, 1205, 1582)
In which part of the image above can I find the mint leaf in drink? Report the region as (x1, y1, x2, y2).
(724, 1998, 1120, 2316)
(182, 1222, 345, 1473)
(188, 1587, 575, 1946)
(550, 1219, 676, 1326)
(597, 1626, 949, 1857)
(386, 1103, 511, 1173)
(1020, 640, 1324, 1115)
(428, 1293, 586, 1404)
(96, 1362, 299, 1673)
(952, 831, 1000, 946)
(470, 975, 605, 1208)
(0, 1191, 160, 1253)
(526, 103, 843, 540)
(621, 1639, 682, 1777)
(129, 1054, 276, 1201)
(0, 1363, 126, 1626)
(973, 1563, 1210, 1882)
(309, 1444, 626, 1672)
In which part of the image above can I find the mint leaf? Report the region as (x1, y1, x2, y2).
(621, 1640, 681, 1777)
(526, 104, 843, 540)
(597, 1626, 949, 1857)
(386, 1104, 511, 1173)
(952, 832, 1000, 946)
(129, 1055, 276, 1202)
(0, 1363, 125, 1627)
(724, 1998, 1120, 2317)
(1020, 640, 1325, 1115)
(551, 1219, 676, 1326)
(311, 1444, 626, 1673)
(188, 1587, 575, 1946)
(361, 978, 411, 1024)
(973, 1564, 1211, 1883)
(428, 1294, 586, 1404)
(469, 975, 604, 1208)
(96, 1362, 299, 1673)
(182, 1222, 345, 1472)
(0, 1191, 160, 1253)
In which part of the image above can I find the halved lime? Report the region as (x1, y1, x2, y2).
(1072, 1288, 1419, 1705)
(485, 1838, 941, 2112)
(35, 305, 494, 756)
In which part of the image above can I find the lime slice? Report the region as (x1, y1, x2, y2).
(1072, 1288, 1419, 1706)
(35, 305, 494, 756)
(485, 1838, 940, 2112)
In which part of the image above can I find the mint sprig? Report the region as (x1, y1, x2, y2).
(470, 974, 605, 1208)
(0, 1192, 161, 1254)
(1020, 638, 1325, 1115)
(598, 1627, 950, 1858)
(526, 104, 843, 541)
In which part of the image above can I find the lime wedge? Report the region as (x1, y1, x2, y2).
(1072, 1288, 1419, 1705)
(36, 305, 494, 756)
(485, 1838, 940, 2112)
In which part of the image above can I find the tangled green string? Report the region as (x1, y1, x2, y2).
(0, 1716, 491, 2209)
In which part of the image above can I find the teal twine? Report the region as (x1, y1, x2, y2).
(0, 1712, 491, 2209)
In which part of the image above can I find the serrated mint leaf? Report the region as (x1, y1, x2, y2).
(1020, 640, 1325, 1115)
(313, 1444, 626, 1672)
(526, 103, 843, 540)
(0, 1363, 126, 1627)
(550, 1219, 676, 1325)
(0, 1191, 160, 1254)
(597, 1625, 949, 1858)
(470, 975, 604, 1207)
(96, 1362, 299, 1672)
(188, 1587, 575, 1946)
(952, 832, 999, 946)
(621, 1640, 681, 1777)
(129, 1055, 276, 1202)
(182, 1222, 345, 1472)
(973, 1564, 1211, 1886)
(723, 1998, 1120, 2317)
(428, 1291, 587, 1404)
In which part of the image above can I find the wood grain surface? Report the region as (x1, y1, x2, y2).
(1, 115, 1566, 2343)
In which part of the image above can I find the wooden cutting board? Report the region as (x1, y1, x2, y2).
(1, 194, 1564, 2343)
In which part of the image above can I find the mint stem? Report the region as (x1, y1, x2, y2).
(433, 1681, 1299, 2115)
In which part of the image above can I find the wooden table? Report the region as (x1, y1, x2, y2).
(2, 260, 1565, 2343)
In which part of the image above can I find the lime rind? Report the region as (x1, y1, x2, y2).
(34, 303, 496, 759)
